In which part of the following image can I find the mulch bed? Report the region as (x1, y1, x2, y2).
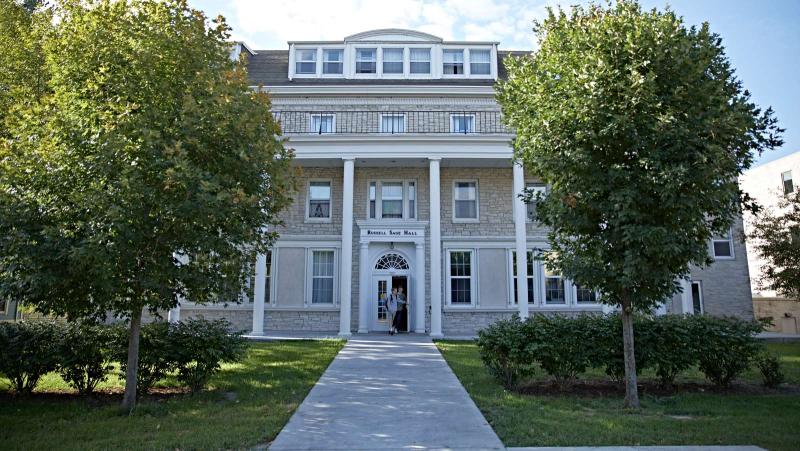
(515, 379, 800, 397)
(0, 386, 192, 404)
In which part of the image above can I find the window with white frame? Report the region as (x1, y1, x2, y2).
(511, 250, 535, 304)
(369, 181, 377, 219)
(382, 48, 404, 74)
(469, 49, 491, 75)
(453, 181, 478, 220)
(311, 250, 335, 304)
(712, 228, 733, 258)
(575, 284, 597, 304)
(356, 48, 376, 74)
(449, 250, 473, 304)
(443, 49, 464, 74)
(450, 114, 475, 133)
(381, 182, 403, 219)
(380, 113, 405, 133)
(410, 48, 431, 74)
(691, 281, 704, 314)
(544, 266, 566, 304)
(525, 183, 547, 222)
(323, 49, 343, 74)
(782, 170, 794, 195)
(295, 49, 317, 74)
(407, 182, 416, 219)
(308, 181, 331, 219)
(368, 180, 417, 220)
(264, 250, 273, 303)
(309, 114, 335, 134)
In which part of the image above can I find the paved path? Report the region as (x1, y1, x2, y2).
(268, 334, 504, 450)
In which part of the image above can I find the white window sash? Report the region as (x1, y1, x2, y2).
(447, 250, 475, 306)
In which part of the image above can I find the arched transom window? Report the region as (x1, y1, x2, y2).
(374, 253, 409, 271)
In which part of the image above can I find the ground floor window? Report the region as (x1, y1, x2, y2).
(448, 250, 473, 305)
(511, 250, 535, 304)
(691, 281, 704, 314)
(575, 284, 597, 304)
(265, 250, 273, 304)
(311, 250, 335, 304)
(544, 267, 566, 304)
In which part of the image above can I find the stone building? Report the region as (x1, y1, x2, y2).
(176, 29, 754, 336)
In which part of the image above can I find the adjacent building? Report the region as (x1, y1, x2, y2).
(176, 29, 755, 336)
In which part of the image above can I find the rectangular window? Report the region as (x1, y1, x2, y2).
(356, 48, 376, 74)
(308, 181, 331, 219)
(450, 114, 475, 134)
(782, 170, 794, 195)
(525, 183, 547, 222)
(309, 114, 335, 134)
(712, 228, 733, 258)
(265, 250, 273, 304)
(311, 250, 335, 304)
(575, 284, 597, 304)
(382, 48, 404, 74)
(407, 182, 416, 219)
(322, 49, 343, 74)
(443, 49, 464, 75)
(449, 251, 472, 304)
(691, 281, 704, 314)
(381, 182, 404, 219)
(369, 181, 377, 219)
(453, 181, 478, 220)
(512, 250, 535, 304)
(380, 113, 405, 134)
(469, 49, 491, 75)
(295, 49, 317, 74)
(544, 266, 565, 304)
(409, 48, 431, 74)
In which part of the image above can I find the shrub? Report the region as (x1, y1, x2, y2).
(647, 315, 697, 387)
(590, 313, 654, 382)
(526, 314, 597, 388)
(114, 321, 175, 395)
(170, 318, 246, 393)
(690, 315, 763, 387)
(476, 316, 534, 389)
(0, 321, 61, 394)
(58, 321, 118, 394)
(756, 351, 785, 388)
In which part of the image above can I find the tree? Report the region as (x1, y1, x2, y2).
(748, 191, 800, 299)
(498, 2, 782, 408)
(0, 0, 295, 412)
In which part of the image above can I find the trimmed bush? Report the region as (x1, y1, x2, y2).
(171, 318, 246, 393)
(689, 315, 763, 387)
(526, 314, 597, 388)
(756, 351, 785, 388)
(590, 313, 654, 382)
(0, 321, 61, 393)
(58, 321, 118, 394)
(647, 315, 697, 387)
(476, 316, 534, 389)
(115, 321, 175, 395)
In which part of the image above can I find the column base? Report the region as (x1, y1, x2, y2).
(429, 333, 444, 339)
(248, 331, 264, 336)
(338, 332, 352, 338)
(414, 328, 426, 334)
(357, 328, 369, 334)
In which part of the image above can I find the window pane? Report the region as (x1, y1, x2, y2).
(576, 285, 596, 304)
(545, 277, 565, 304)
(309, 182, 331, 218)
(356, 48, 376, 73)
(783, 170, 794, 195)
(450, 252, 471, 277)
(369, 182, 376, 219)
(381, 182, 403, 218)
(410, 48, 430, 74)
(455, 200, 477, 219)
(309, 182, 330, 200)
(713, 241, 732, 257)
(310, 115, 334, 134)
(455, 182, 476, 200)
(380, 114, 405, 133)
(691, 282, 703, 314)
(312, 277, 334, 303)
(322, 49, 343, 74)
(311, 251, 334, 304)
(295, 49, 316, 74)
(383, 48, 403, 74)
(451, 115, 474, 133)
(470, 49, 491, 75)
(451, 278, 471, 303)
(408, 182, 416, 219)
(443, 50, 464, 74)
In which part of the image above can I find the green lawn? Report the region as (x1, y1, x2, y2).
(0, 340, 344, 450)
(437, 341, 800, 451)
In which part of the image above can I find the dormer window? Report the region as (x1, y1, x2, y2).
(443, 49, 464, 75)
(295, 49, 317, 74)
(382, 48, 404, 74)
(470, 49, 491, 75)
(323, 49, 343, 74)
(410, 48, 431, 74)
(356, 48, 377, 74)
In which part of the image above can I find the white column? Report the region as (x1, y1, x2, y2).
(680, 278, 693, 314)
(429, 158, 443, 337)
(339, 158, 355, 337)
(513, 161, 530, 319)
(251, 253, 266, 335)
(414, 241, 426, 333)
(170, 252, 187, 323)
(358, 241, 370, 333)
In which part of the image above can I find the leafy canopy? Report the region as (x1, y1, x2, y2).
(498, 1, 782, 308)
(747, 191, 800, 299)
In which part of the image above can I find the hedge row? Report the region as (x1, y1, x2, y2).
(0, 318, 246, 395)
(477, 314, 784, 389)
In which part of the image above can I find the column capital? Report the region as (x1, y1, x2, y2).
(428, 157, 442, 162)
(414, 241, 424, 249)
(342, 156, 356, 162)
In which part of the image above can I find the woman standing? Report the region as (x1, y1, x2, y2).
(387, 287, 405, 335)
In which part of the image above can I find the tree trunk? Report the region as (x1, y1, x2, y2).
(621, 292, 641, 409)
(120, 307, 143, 414)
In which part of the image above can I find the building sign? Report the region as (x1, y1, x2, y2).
(360, 227, 425, 239)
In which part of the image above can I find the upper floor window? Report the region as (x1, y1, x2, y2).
(381, 182, 404, 219)
(307, 181, 331, 220)
(453, 181, 478, 220)
(382, 48, 404, 74)
(443, 49, 464, 75)
(310, 113, 335, 134)
(356, 48, 376, 74)
(323, 49, 343, 74)
(368, 180, 417, 220)
(410, 48, 431, 74)
(380, 113, 405, 134)
(450, 113, 475, 134)
(295, 49, 316, 74)
(525, 183, 547, 222)
(470, 49, 491, 75)
(782, 170, 794, 195)
(712, 228, 734, 259)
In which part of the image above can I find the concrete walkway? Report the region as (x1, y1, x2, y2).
(268, 333, 504, 450)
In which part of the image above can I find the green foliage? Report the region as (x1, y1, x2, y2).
(690, 315, 763, 387)
(589, 313, 654, 381)
(114, 321, 175, 394)
(747, 191, 800, 299)
(476, 316, 534, 389)
(170, 318, 246, 393)
(645, 315, 697, 387)
(57, 321, 118, 394)
(756, 351, 785, 388)
(0, 321, 60, 393)
(525, 315, 598, 388)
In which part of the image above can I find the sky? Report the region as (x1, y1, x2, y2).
(188, 0, 800, 167)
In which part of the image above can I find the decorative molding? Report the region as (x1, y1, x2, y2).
(270, 96, 500, 106)
(256, 85, 497, 97)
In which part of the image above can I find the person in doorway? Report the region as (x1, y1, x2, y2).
(397, 287, 408, 332)
(387, 287, 405, 335)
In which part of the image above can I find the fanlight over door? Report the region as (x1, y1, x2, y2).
(374, 253, 410, 271)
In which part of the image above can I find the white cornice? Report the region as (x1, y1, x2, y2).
(256, 85, 497, 97)
(286, 134, 513, 144)
(271, 96, 500, 106)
